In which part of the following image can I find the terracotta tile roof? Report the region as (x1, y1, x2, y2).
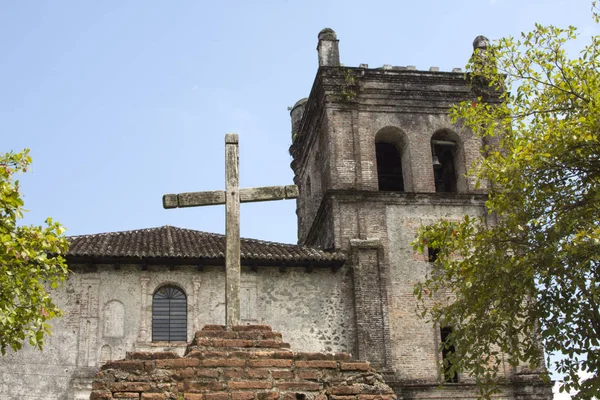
(67, 225, 345, 266)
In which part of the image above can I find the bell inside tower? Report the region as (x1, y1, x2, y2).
(431, 131, 458, 193)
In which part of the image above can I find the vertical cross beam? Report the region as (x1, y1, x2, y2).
(225, 133, 241, 326)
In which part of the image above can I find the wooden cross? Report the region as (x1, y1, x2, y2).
(162, 133, 298, 326)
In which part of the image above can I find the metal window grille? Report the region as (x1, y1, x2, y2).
(152, 285, 187, 342)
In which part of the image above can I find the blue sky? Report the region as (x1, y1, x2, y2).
(2, 0, 598, 243)
(3, 0, 598, 244)
(2, 1, 598, 397)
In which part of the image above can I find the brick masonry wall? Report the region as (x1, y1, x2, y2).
(91, 325, 396, 400)
(291, 66, 513, 387)
(291, 67, 491, 247)
(289, 62, 552, 397)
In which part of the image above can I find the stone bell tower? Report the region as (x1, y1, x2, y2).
(289, 29, 552, 399)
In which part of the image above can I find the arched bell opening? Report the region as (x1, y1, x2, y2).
(375, 127, 412, 192)
(431, 130, 463, 193)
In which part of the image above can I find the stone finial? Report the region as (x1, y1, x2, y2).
(318, 28, 337, 41)
(473, 35, 490, 50)
(472, 35, 494, 71)
(290, 98, 308, 141)
(317, 28, 340, 67)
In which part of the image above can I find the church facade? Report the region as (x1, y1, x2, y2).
(0, 29, 552, 400)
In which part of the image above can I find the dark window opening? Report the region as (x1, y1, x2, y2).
(440, 327, 458, 383)
(428, 247, 440, 263)
(152, 285, 187, 342)
(376, 142, 404, 191)
(432, 142, 457, 193)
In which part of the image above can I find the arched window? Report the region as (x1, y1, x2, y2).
(431, 130, 459, 193)
(152, 285, 187, 342)
(375, 127, 410, 192)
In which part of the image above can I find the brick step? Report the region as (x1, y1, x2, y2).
(188, 339, 290, 350)
(120, 354, 370, 370)
(195, 326, 282, 340)
(202, 325, 273, 332)
(187, 325, 289, 351)
(182, 350, 353, 361)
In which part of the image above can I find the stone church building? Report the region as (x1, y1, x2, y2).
(0, 29, 552, 399)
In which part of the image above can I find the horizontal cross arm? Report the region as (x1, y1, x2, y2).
(240, 185, 299, 203)
(163, 185, 298, 209)
(163, 190, 225, 208)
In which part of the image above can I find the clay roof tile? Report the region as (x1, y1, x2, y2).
(67, 225, 345, 266)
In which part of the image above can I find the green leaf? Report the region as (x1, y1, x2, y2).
(0, 150, 69, 355)
(413, 16, 600, 400)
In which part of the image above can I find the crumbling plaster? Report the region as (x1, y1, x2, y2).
(0, 265, 355, 400)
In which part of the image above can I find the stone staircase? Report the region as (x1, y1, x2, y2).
(91, 325, 396, 400)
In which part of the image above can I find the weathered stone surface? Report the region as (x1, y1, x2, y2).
(0, 263, 355, 399)
(91, 326, 394, 400)
(240, 186, 285, 202)
(225, 133, 241, 326)
(178, 190, 226, 208)
(165, 186, 299, 209)
(284, 185, 299, 199)
(162, 193, 178, 209)
(317, 28, 340, 67)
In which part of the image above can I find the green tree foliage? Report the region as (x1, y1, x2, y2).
(413, 10, 600, 400)
(0, 150, 69, 354)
